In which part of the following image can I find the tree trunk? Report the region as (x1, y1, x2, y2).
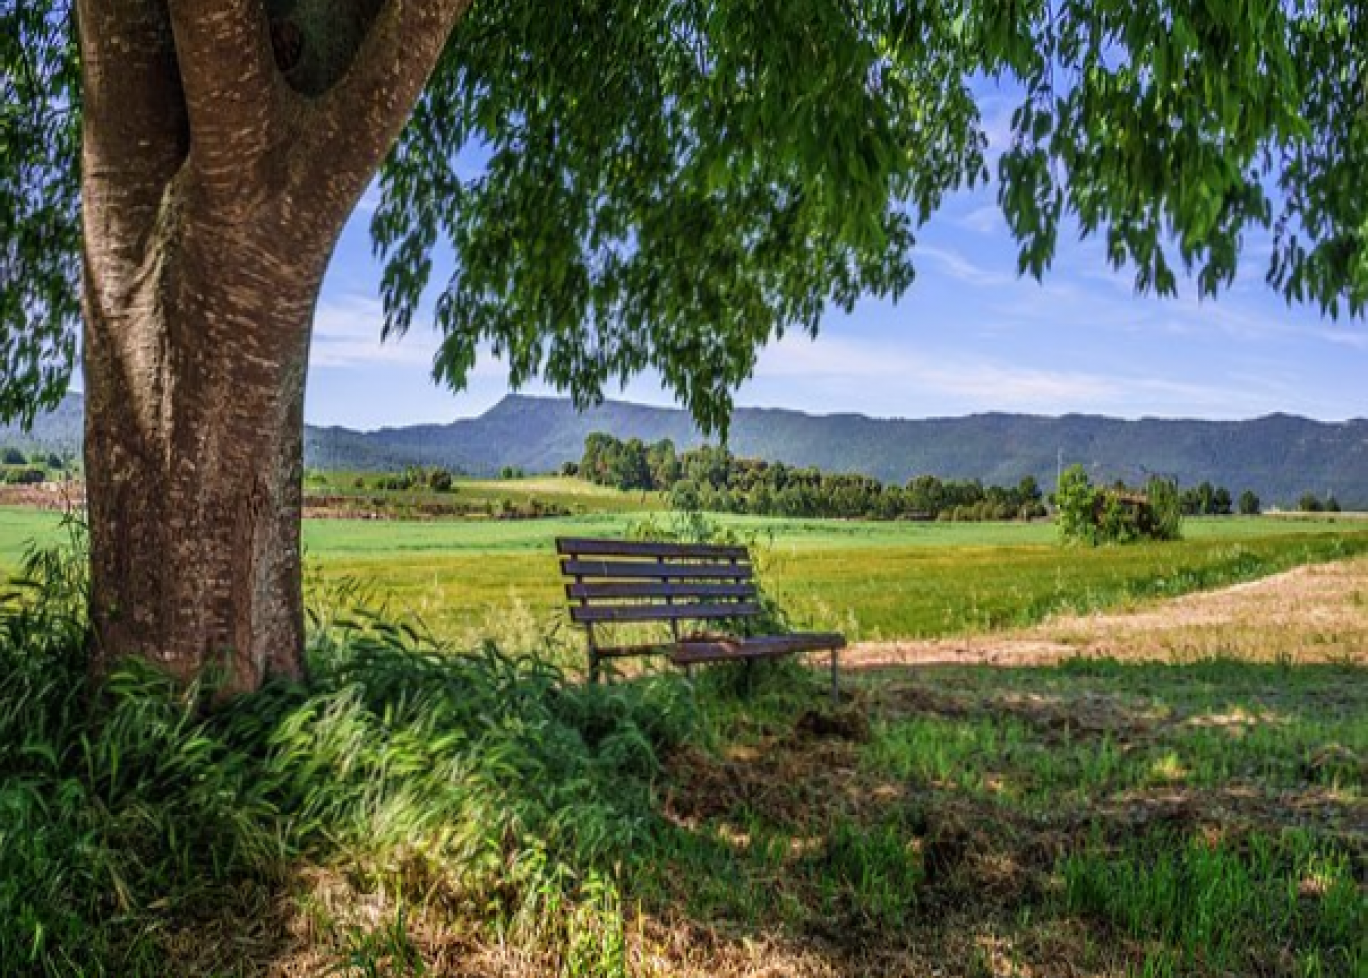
(75, 0, 472, 695)
(83, 198, 326, 693)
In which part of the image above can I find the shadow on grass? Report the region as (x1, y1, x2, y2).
(2, 542, 1363, 976)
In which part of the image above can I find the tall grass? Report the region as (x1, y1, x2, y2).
(0, 538, 695, 975)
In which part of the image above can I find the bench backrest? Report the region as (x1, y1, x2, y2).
(556, 537, 761, 628)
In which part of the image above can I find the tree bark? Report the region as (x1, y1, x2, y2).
(77, 0, 472, 694)
(83, 194, 326, 690)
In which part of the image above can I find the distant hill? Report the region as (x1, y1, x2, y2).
(0, 395, 83, 459)
(7, 393, 1367, 507)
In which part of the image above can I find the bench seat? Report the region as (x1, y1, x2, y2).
(670, 632, 846, 666)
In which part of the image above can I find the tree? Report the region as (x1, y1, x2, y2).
(1055, 465, 1099, 545)
(646, 439, 680, 492)
(1, 448, 25, 465)
(9, 1, 1368, 693)
(1238, 490, 1261, 516)
(1298, 493, 1325, 513)
(1145, 477, 1184, 542)
(610, 439, 651, 493)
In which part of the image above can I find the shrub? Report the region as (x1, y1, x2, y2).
(1058, 468, 1182, 546)
(427, 467, 454, 492)
(1055, 465, 1100, 545)
(1144, 476, 1183, 541)
(2, 466, 46, 485)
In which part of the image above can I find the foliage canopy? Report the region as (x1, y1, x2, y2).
(6, 1, 1368, 431)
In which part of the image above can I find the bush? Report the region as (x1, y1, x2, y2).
(2, 466, 46, 485)
(427, 467, 454, 492)
(1144, 476, 1183, 541)
(1055, 465, 1099, 545)
(1057, 468, 1182, 546)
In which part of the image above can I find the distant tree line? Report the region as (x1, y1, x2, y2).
(369, 465, 457, 493)
(1297, 492, 1341, 513)
(0, 446, 72, 484)
(577, 433, 1048, 521)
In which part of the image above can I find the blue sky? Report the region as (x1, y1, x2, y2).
(305, 102, 1368, 431)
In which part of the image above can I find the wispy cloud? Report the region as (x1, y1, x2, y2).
(748, 333, 1274, 418)
(1314, 327, 1368, 351)
(956, 204, 1005, 236)
(311, 295, 438, 369)
(917, 245, 1015, 287)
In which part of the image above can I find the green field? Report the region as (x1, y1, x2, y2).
(3, 504, 1365, 976)
(7, 505, 1368, 642)
(305, 472, 664, 514)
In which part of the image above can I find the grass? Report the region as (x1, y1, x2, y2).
(305, 472, 664, 515)
(307, 516, 1368, 641)
(637, 658, 1365, 976)
(6, 507, 1368, 643)
(1, 534, 1364, 976)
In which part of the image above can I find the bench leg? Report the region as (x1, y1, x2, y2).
(830, 647, 840, 707)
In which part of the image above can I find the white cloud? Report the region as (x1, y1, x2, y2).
(1314, 327, 1368, 351)
(917, 245, 1015, 287)
(311, 295, 440, 369)
(747, 333, 1272, 418)
(957, 204, 1005, 235)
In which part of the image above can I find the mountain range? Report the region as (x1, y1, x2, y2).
(6, 393, 1367, 507)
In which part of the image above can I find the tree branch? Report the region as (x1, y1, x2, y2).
(294, 0, 474, 213)
(166, 0, 281, 206)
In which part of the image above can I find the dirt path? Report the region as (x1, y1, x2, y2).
(846, 553, 1368, 669)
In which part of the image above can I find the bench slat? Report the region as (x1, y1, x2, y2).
(669, 632, 846, 665)
(556, 537, 749, 560)
(561, 559, 753, 581)
(566, 581, 757, 601)
(570, 601, 763, 623)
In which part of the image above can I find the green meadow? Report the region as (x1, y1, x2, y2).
(7, 505, 1368, 641)
(3, 499, 1365, 975)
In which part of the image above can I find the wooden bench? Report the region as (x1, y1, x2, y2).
(556, 537, 846, 703)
